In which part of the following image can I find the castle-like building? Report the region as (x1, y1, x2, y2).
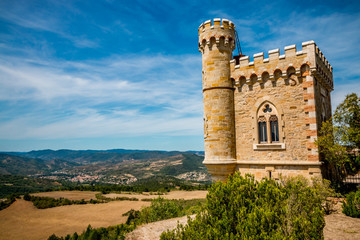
(198, 19, 333, 181)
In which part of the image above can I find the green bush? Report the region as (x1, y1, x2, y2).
(131, 197, 183, 224)
(342, 189, 360, 218)
(161, 173, 325, 240)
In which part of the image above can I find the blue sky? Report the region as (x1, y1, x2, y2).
(0, 0, 359, 151)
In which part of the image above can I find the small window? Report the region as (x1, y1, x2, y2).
(269, 115, 279, 142)
(258, 117, 267, 143)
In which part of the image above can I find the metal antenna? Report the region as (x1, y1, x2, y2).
(235, 30, 242, 55)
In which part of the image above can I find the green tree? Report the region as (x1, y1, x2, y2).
(333, 93, 360, 149)
(317, 120, 351, 186)
(317, 93, 360, 187)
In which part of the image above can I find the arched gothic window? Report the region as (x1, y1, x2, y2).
(257, 103, 280, 144)
(269, 115, 279, 142)
(258, 116, 267, 143)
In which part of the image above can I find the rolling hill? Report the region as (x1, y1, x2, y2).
(0, 149, 209, 185)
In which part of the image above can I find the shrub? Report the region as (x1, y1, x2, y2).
(161, 173, 325, 240)
(342, 189, 360, 218)
(23, 193, 31, 201)
(134, 197, 183, 224)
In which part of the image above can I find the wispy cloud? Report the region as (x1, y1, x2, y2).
(0, 0, 98, 48)
(0, 50, 203, 141)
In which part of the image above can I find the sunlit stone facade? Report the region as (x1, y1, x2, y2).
(199, 19, 333, 181)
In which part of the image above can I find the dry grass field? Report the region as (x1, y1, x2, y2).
(31, 190, 208, 201)
(0, 199, 150, 240)
(32, 190, 101, 201)
(0, 190, 208, 240)
(104, 190, 208, 200)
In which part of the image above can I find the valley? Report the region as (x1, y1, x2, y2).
(0, 149, 210, 198)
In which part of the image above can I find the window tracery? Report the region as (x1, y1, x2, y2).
(257, 103, 280, 144)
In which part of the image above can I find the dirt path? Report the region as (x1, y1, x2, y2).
(126, 215, 193, 240)
(324, 212, 360, 239)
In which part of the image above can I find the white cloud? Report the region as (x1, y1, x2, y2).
(0, 51, 203, 140)
(0, 108, 203, 140)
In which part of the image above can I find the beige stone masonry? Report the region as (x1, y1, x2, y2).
(199, 19, 333, 182)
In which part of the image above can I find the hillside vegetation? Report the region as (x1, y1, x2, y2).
(0, 149, 209, 198)
(0, 149, 209, 201)
(0, 175, 63, 198)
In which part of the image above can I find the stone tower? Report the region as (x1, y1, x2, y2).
(198, 18, 237, 181)
(199, 18, 333, 182)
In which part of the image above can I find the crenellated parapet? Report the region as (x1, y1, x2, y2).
(313, 44, 333, 91)
(198, 18, 236, 54)
(230, 41, 333, 91)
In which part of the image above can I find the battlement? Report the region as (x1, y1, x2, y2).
(198, 18, 236, 53)
(230, 41, 333, 90)
(198, 18, 235, 33)
(232, 41, 332, 73)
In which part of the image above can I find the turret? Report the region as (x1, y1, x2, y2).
(198, 18, 237, 181)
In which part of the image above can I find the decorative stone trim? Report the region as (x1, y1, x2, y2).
(203, 160, 237, 165)
(253, 143, 286, 150)
(236, 160, 321, 166)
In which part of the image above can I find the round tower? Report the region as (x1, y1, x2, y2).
(198, 18, 236, 181)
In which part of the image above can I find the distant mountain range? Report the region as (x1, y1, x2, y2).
(0, 149, 208, 184)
